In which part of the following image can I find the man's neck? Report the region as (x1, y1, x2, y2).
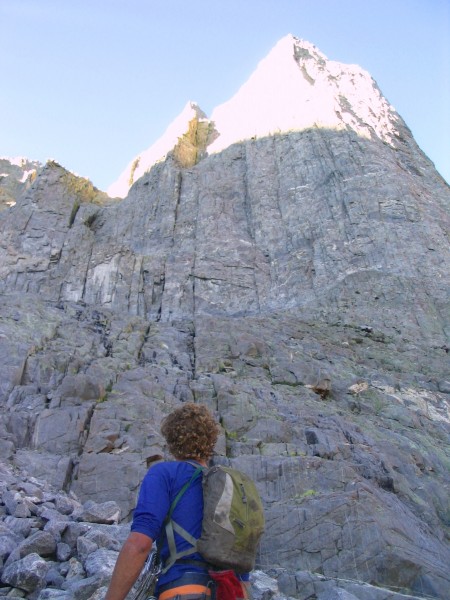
(181, 457, 208, 467)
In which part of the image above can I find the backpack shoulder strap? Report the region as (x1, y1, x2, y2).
(159, 464, 204, 574)
(167, 466, 203, 519)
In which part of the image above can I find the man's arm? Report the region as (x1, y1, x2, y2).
(104, 531, 153, 600)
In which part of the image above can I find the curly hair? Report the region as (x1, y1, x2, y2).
(161, 403, 219, 461)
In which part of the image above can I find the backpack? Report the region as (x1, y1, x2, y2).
(160, 464, 265, 574)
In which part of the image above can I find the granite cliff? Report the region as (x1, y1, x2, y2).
(0, 157, 41, 212)
(0, 35, 449, 600)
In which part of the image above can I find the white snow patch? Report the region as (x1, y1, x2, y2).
(20, 169, 35, 183)
(0, 156, 27, 167)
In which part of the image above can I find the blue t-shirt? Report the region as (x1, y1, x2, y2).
(131, 460, 249, 589)
(131, 460, 208, 589)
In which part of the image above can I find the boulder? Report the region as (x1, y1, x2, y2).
(1, 552, 49, 592)
(17, 531, 56, 559)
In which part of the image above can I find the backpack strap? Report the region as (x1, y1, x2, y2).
(159, 465, 204, 575)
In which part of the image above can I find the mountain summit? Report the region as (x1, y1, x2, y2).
(209, 34, 399, 153)
(108, 34, 402, 198)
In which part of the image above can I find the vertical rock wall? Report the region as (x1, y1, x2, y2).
(0, 125, 449, 597)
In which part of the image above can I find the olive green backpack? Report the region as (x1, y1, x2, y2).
(161, 464, 265, 574)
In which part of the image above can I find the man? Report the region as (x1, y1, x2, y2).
(104, 403, 249, 600)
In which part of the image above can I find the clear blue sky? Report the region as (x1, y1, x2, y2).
(1, 0, 449, 189)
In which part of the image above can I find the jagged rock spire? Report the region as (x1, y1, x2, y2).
(107, 102, 211, 198)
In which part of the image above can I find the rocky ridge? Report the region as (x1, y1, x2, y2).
(0, 35, 449, 600)
(107, 34, 407, 199)
(0, 157, 42, 212)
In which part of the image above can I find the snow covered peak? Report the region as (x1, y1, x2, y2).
(266, 33, 328, 65)
(108, 36, 401, 197)
(107, 102, 209, 198)
(208, 34, 400, 154)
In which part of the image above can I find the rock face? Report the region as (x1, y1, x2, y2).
(107, 102, 214, 198)
(0, 35, 449, 599)
(0, 157, 42, 211)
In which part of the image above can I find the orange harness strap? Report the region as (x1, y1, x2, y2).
(159, 584, 212, 600)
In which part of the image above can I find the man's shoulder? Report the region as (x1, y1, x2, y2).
(148, 460, 198, 476)
(144, 460, 202, 496)
(147, 460, 175, 475)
